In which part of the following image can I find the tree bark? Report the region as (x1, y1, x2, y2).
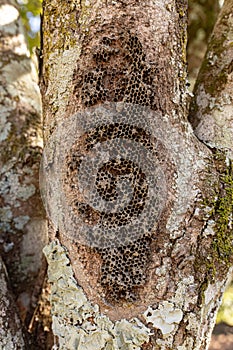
(41, 1, 233, 349)
(189, 0, 233, 159)
(0, 256, 27, 349)
(187, 0, 220, 89)
(0, 0, 47, 324)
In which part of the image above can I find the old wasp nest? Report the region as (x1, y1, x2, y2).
(73, 31, 161, 109)
(64, 113, 167, 302)
(41, 31, 176, 309)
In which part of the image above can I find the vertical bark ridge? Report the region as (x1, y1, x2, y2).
(0, 0, 47, 323)
(189, 0, 233, 159)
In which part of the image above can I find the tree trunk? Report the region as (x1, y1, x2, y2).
(0, 0, 47, 328)
(41, 1, 233, 349)
(0, 256, 27, 349)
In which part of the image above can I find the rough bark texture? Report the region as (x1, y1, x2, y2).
(0, 256, 27, 349)
(187, 0, 220, 89)
(189, 0, 233, 159)
(0, 0, 47, 323)
(41, 0, 233, 349)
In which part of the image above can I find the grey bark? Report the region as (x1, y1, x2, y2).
(0, 0, 47, 328)
(39, 0, 233, 349)
(189, 0, 233, 159)
(187, 0, 220, 89)
(0, 256, 27, 349)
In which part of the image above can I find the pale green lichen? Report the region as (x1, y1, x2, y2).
(172, 276, 198, 310)
(144, 302, 183, 335)
(0, 171, 36, 204)
(13, 216, 29, 230)
(43, 240, 151, 350)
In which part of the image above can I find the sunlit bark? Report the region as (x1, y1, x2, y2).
(40, 1, 233, 349)
(0, 0, 47, 326)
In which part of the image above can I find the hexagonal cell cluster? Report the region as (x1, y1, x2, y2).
(63, 104, 169, 303)
(66, 122, 154, 236)
(99, 236, 151, 302)
(63, 32, 170, 303)
(74, 31, 158, 109)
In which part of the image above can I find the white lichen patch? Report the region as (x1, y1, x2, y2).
(0, 207, 13, 222)
(0, 171, 36, 204)
(172, 276, 198, 311)
(185, 312, 200, 333)
(194, 74, 233, 158)
(0, 208, 13, 235)
(13, 216, 30, 230)
(161, 111, 208, 236)
(43, 240, 151, 350)
(3, 241, 14, 253)
(144, 301, 183, 335)
(46, 47, 81, 125)
(204, 282, 225, 307)
(202, 220, 216, 237)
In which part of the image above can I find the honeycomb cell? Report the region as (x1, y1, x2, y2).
(73, 30, 160, 111)
(54, 104, 169, 302)
(42, 28, 175, 305)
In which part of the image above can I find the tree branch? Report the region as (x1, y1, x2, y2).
(0, 256, 27, 349)
(189, 0, 233, 159)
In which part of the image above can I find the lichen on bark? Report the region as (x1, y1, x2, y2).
(0, 0, 47, 320)
(43, 240, 151, 350)
(0, 256, 26, 349)
(187, 0, 220, 88)
(41, 0, 233, 349)
(189, 0, 233, 159)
